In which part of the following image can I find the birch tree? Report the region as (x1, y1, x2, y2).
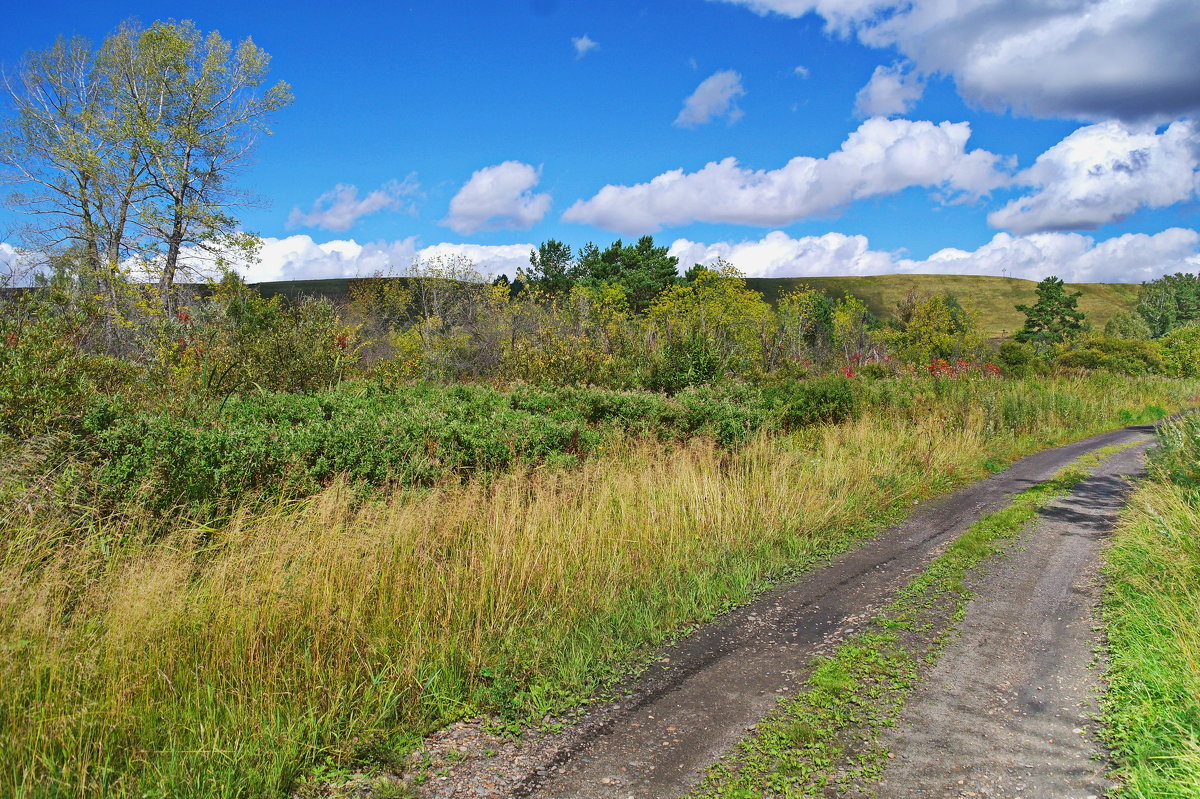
(0, 20, 291, 313)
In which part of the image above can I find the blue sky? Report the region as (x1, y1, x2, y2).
(2, 0, 1199, 283)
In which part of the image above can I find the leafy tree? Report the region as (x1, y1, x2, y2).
(575, 235, 679, 311)
(888, 289, 982, 365)
(0, 35, 141, 303)
(832, 293, 872, 361)
(1135, 272, 1200, 337)
(647, 262, 774, 383)
(526, 239, 575, 294)
(0, 19, 290, 313)
(1103, 310, 1153, 340)
(111, 20, 290, 310)
(1014, 276, 1087, 347)
(777, 286, 834, 364)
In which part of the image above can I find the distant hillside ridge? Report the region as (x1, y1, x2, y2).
(248, 273, 1141, 340)
(745, 274, 1139, 339)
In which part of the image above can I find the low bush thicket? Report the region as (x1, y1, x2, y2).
(68, 373, 1157, 523)
(72, 378, 853, 519)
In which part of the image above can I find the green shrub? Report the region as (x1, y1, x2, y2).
(1054, 336, 1164, 375)
(995, 340, 1041, 378)
(75, 380, 799, 516)
(766, 376, 859, 430)
(646, 331, 722, 394)
(167, 279, 359, 406)
(0, 287, 141, 437)
(1159, 322, 1200, 378)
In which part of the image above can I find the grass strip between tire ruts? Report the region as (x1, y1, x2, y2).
(686, 443, 1133, 799)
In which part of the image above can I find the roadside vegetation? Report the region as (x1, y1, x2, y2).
(4, 16, 1200, 799)
(0, 379, 1185, 798)
(4, 227, 1200, 799)
(1103, 414, 1200, 798)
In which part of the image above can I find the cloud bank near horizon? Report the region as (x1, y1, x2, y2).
(183, 227, 1200, 286)
(6, 225, 1197, 288)
(669, 227, 1200, 284)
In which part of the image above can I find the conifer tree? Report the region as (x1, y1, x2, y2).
(1014, 276, 1087, 346)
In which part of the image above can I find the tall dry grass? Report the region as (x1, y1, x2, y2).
(0, 377, 1192, 797)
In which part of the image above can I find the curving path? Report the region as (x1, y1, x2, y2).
(410, 425, 1156, 799)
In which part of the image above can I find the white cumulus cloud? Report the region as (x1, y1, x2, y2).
(572, 34, 599, 58)
(564, 117, 1010, 234)
(675, 70, 746, 128)
(854, 63, 925, 117)
(989, 120, 1200, 234)
(670, 227, 1200, 283)
(0, 242, 49, 285)
(413, 242, 536, 278)
(220, 235, 534, 284)
(442, 161, 552, 235)
(715, 0, 1200, 122)
(670, 231, 894, 277)
(286, 177, 420, 232)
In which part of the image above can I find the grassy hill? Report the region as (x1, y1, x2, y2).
(744, 274, 1140, 339)
(250, 274, 1141, 340)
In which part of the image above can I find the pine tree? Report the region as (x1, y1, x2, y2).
(1014, 276, 1087, 346)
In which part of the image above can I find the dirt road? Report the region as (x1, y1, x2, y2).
(411, 425, 1154, 799)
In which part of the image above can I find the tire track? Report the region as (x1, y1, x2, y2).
(863, 440, 1150, 799)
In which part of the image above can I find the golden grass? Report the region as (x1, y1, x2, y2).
(746, 274, 1140, 338)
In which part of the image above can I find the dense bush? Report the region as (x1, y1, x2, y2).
(82, 384, 592, 514)
(994, 340, 1043, 378)
(1055, 336, 1164, 375)
(76, 381, 798, 516)
(766, 376, 859, 429)
(1158, 323, 1200, 378)
(0, 285, 140, 437)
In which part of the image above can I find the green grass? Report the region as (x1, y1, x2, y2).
(687, 446, 1133, 798)
(1102, 415, 1200, 798)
